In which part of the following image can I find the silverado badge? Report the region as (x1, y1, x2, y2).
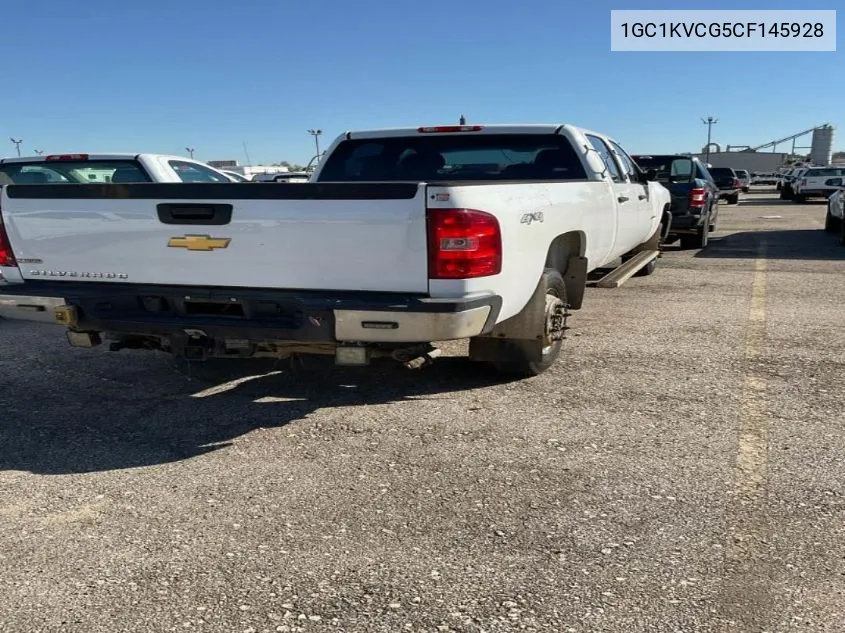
(167, 234, 231, 251)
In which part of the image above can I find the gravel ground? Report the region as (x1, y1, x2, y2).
(1, 190, 843, 633)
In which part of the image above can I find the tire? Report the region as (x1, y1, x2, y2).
(794, 194, 806, 203)
(742, 187, 749, 193)
(824, 209, 837, 232)
(493, 269, 567, 377)
(728, 193, 739, 205)
(840, 215, 845, 246)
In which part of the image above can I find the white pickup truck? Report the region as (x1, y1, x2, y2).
(0, 124, 671, 376)
(793, 166, 845, 202)
(0, 153, 236, 322)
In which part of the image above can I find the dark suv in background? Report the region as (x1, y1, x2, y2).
(632, 154, 719, 249)
(707, 167, 741, 204)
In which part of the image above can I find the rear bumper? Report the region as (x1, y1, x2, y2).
(797, 190, 835, 198)
(0, 281, 502, 344)
(0, 294, 66, 324)
(668, 211, 708, 234)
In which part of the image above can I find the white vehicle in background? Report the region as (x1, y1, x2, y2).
(0, 153, 234, 323)
(734, 169, 751, 192)
(221, 170, 253, 182)
(751, 172, 777, 186)
(793, 166, 845, 202)
(0, 123, 672, 377)
(780, 167, 809, 200)
(253, 172, 311, 183)
(824, 177, 845, 244)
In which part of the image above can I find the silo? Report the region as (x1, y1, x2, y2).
(810, 125, 834, 165)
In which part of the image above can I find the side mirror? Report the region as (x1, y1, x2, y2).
(643, 168, 658, 181)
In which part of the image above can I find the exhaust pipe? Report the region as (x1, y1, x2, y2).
(403, 347, 442, 369)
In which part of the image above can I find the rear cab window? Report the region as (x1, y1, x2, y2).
(708, 168, 734, 178)
(0, 159, 152, 184)
(315, 133, 589, 182)
(630, 155, 697, 184)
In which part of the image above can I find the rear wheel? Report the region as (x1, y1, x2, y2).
(492, 269, 567, 377)
(824, 209, 838, 232)
(727, 193, 740, 205)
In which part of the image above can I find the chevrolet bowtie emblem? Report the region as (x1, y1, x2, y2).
(167, 234, 231, 251)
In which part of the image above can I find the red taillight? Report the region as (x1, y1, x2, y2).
(417, 125, 484, 133)
(427, 208, 501, 279)
(689, 187, 706, 208)
(732, 178, 740, 189)
(44, 153, 89, 161)
(0, 223, 16, 267)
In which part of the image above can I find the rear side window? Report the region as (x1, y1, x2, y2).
(316, 133, 588, 182)
(804, 168, 845, 177)
(0, 160, 151, 184)
(168, 160, 230, 183)
(585, 135, 622, 183)
(608, 140, 640, 182)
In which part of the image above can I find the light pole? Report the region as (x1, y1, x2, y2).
(701, 116, 718, 164)
(185, 147, 195, 159)
(34, 149, 44, 156)
(307, 129, 322, 161)
(10, 138, 23, 157)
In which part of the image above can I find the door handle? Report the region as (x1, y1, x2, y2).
(618, 196, 629, 203)
(638, 194, 648, 200)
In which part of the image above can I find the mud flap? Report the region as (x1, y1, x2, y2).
(468, 273, 547, 364)
(563, 255, 587, 310)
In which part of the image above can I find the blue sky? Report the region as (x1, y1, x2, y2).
(1, 0, 840, 164)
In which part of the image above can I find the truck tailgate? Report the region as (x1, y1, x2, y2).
(1, 182, 430, 293)
(661, 182, 695, 213)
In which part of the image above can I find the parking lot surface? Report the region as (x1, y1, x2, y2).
(1, 191, 843, 633)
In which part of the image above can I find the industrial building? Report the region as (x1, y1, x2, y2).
(689, 123, 835, 172)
